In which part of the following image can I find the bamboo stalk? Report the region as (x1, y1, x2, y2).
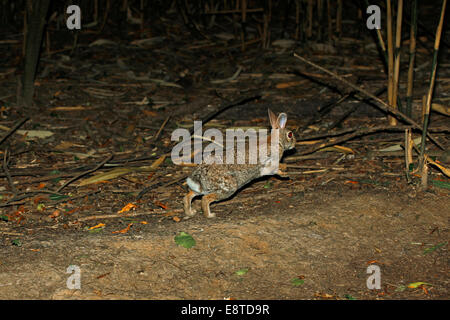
(421, 95, 427, 124)
(317, 0, 323, 41)
(241, 0, 247, 51)
(336, 0, 342, 36)
(405, 128, 412, 183)
(364, 0, 403, 113)
(420, 159, 428, 190)
(392, 0, 403, 117)
(386, 0, 396, 125)
(295, 0, 300, 40)
(307, 0, 313, 38)
(327, 0, 332, 42)
(406, 0, 418, 118)
(419, 0, 447, 175)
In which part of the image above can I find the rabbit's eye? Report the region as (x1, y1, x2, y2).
(287, 131, 293, 139)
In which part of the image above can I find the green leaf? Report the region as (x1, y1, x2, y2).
(235, 268, 249, 276)
(174, 232, 196, 248)
(50, 194, 69, 201)
(291, 278, 304, 286)
(0, 215, 8, 222)
(424, 242, 447, 254)
(263, 181, 272, 189)
(395, 285, 407, 292)
(430, 180, 450, 190)
(12, 239, 22, 246)
(407, 282, 432, 289)
(344, 294, 357, 300)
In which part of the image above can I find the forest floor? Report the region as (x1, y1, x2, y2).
(0, 4, 448, 300)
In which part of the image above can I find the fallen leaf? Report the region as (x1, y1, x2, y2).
(49, 105, 89, 111)
(143, 110, 158, 117)
(423, 242, 447, 254)
(235, 268, 249, 276)
(379, 137, 421, 152)
(154, 200, 168, 210)
(48, 210, 60, 219)
(276, 81, 307, 89)
(407, 282, 432, 289)
(321, 145, 355, 154)
(88, 223, 105, 230)
(78, 168, 133, 186)
(174, 232, 196, 248)
(118, 203, 137, 214)
(16, 130, 54, 139)
(112, 223, 133, 234)
(291, 277, 305, 286)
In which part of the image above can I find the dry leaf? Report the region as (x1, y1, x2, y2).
(78, 168, 133, 186)
(118, 203, 137, 214)
(88, 223, 105, 230)
(112, 223, 133, 234)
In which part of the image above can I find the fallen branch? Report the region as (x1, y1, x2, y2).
(293, 53, 444, 149)
(296, 125, 419, 156)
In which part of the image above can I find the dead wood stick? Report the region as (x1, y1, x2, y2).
(0, 117, 29, 146)
(293, 53, 444, 150)
(55, 154, 114, 193)
(6, 189, 66, 204)
(153, 115, 170, 141)
(76, 208, 185, 222)
(0, 201, 25, 208)
(296, 125, 419, 156)
(136, 174, 188, 200)
(297, 124, 414, 141)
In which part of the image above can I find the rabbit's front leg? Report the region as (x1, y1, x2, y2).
(276, 163, 289, 177)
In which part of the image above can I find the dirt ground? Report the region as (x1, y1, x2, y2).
(0, 2, 449, 300)
(1, 179, 448, 300)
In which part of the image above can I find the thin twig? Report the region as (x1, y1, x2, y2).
(297, 125, 418, 156)
(55, 154, 114, 193)
(137, 174, 188, 200)
(153, 115, 170, 141)
(0, 117, 29, 146)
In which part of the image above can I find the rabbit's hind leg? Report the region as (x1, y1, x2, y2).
(201, 193, 218, 218)
(183, 190, 198, 219)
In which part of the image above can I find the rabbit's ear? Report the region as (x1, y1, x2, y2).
(268, 109, 279, 129)
(277, 113, 287, 129)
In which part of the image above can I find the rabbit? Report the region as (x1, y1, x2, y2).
(183, 109, 296, 218)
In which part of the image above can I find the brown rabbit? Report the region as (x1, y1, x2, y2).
(183, 109, 296, 218)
